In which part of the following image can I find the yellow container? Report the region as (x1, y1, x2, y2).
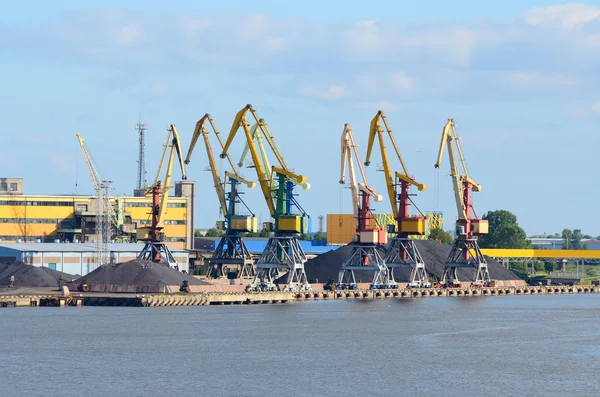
(471, 219, 489, 235)
(400, 218, 425, 235)
(230, 216, 254, 232)
(278, 215, 302, 233)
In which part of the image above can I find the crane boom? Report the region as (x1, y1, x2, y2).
(156, 124, 187, 229)
(222, 105, 276, 217)
(76, 133, 101, 190)
(434, 119, 481, 222)
(185, 114, 229, 217)
(340, 124, 382, 226)
(364, 111, 425, 220)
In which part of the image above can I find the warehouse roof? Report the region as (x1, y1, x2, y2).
(0, 242, 188, 253)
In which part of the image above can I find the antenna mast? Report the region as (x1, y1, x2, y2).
(136, 118, 148, 190)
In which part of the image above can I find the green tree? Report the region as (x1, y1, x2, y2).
(509, 262, 529, 279)
(194, 229, 203, 237)
(543, 259, 557, 273)
(428, 227, 454, 245)
(313, 231, 326, 241)
(572, 229, 583, 250)
(562, 228, 573, 249)
(586, 268, 597, 278)
(204, 228, 223, 237)
(534, 261, 545, 272)
(477, 210, 531, 249)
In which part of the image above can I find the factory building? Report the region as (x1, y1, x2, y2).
(0, 178, 195, 250)
(0, 242, 190, 276)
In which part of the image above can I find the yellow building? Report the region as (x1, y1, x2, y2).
(0, 179, 195, 250)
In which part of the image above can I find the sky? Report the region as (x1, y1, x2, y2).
(1, 1, 600, 236)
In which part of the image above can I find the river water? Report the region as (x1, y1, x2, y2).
(2, 295, 600, 396)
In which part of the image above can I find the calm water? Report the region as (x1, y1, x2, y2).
(2, 295, 600, 396)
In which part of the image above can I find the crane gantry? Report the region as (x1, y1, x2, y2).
(338, 123, 390, 289)
(185, 114, 257, 279)
(221, 104, 311, 291)
(364, 111, 430, 287)
(137, 124, 187, 268)
(434, 119, 490, 287)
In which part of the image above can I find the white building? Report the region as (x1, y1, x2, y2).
(0, 243, 189, 276)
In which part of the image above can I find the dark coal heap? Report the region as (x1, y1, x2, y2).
(0, 261, 75, 287)
(74, 260, 209, 287)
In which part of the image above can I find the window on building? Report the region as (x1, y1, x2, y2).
(48, 263, 57, 270)
(9, 183, 17, 191)
(0, 183, 7, 191)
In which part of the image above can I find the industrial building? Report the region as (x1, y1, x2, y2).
(0, 178, 195, 250)
(0, 242, 190, 276)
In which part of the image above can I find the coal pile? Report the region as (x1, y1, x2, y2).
(74, 259, 209, 287)
(0, 261, 75, 287)
(302, 240, 522, 283)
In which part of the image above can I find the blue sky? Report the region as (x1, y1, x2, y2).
(2, 1, 600, 236)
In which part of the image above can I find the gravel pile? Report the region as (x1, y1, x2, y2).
(0, 261, 75, 287)
(302, 240, 521, 283)
(74, 260, 209, 287)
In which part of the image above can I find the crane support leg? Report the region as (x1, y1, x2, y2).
(338, 244, 392, 290)
(209, 234, 255, 279)
(137, 242, 179, 269)
(440, 238, 490, 287)
(385, 237, 430, 287)
(251, 235, 310, 292)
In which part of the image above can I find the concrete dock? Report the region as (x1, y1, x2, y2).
(0, 285, 598, 308)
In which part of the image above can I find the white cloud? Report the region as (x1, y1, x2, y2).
(524, 3, 600, 29)
(343, 19, 385, 57)
(115, 20, 141, 45)
(265, 36, 286, 52)
(182, 15, 215, 36)
(389, 72, 414, 93)
(151, 82, 168, 95)
(593, 103, 600, 113)
(502, 72, 578, 88)
(299, 84, 349, 100)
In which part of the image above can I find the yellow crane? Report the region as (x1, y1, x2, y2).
(137, 124, 187, 268)
(185, 114, 257, 279)
(338, 123, 389, 289)
(364, 111, 430, 287)
(434, 119, 489, 287)
(221, 104, 311, 291)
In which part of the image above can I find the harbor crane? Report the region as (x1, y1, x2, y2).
(137, 124, 187, 268)
(434, 119, 490, 287)
(339, 123, 390, 289)
(76, 133, 112, 266)
(185, 114, 257, 279)
(364, 111, 430, 288)
(221, 104, 311, 292)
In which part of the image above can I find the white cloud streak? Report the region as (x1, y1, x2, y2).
(524, 3, 600, 29)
